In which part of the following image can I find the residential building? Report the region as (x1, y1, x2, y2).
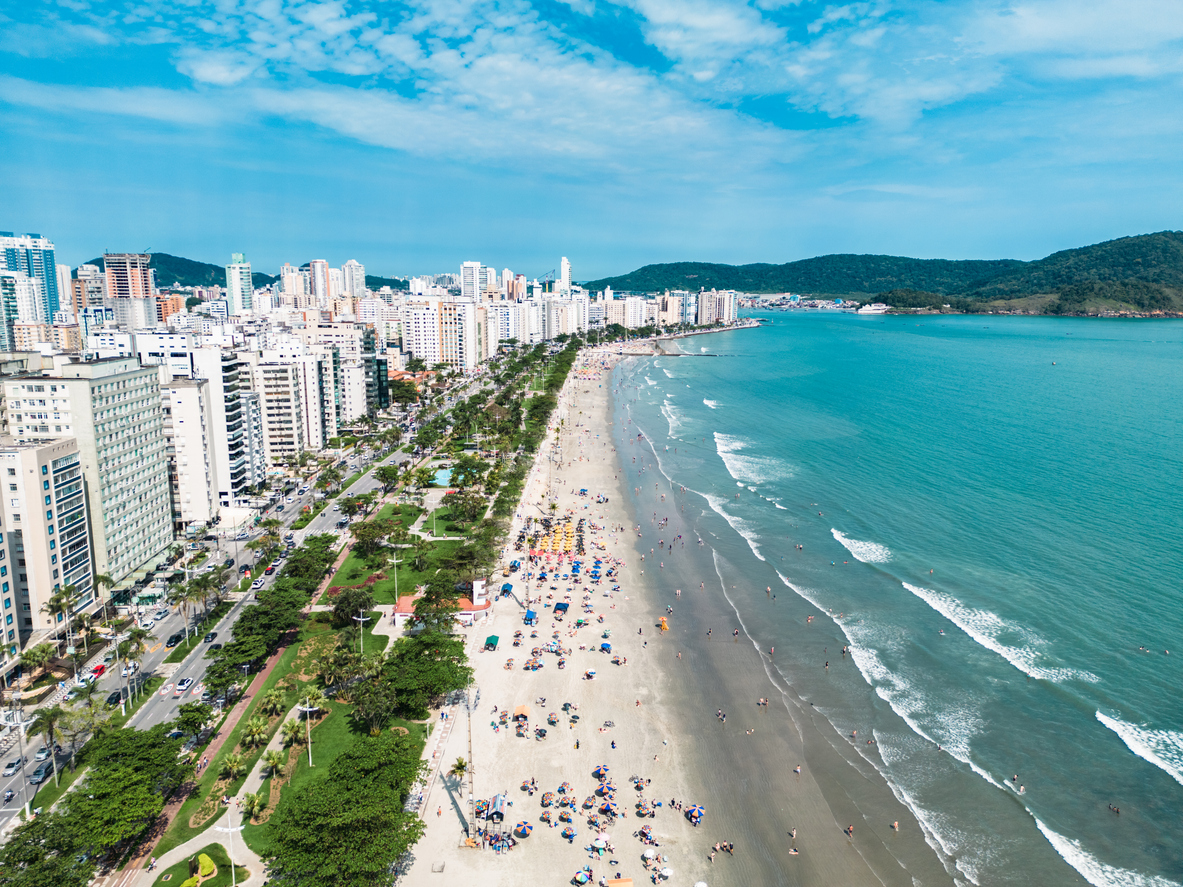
(560, 256, 572, 295)
(0, 233, 60, 320)
(225, 253, 253, 314)
(103, 253, 153, 300)
(0, 438, 94, 670)
(342, 260, 366, 297)
(0, 274, 20, 350)
(243, 362, 306, 462)
(2, 357, 172, 589)
(160, 376, 218, 530)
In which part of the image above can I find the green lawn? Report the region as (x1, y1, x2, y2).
(150, 843, 248, 886)
(324, 538, 466, 606)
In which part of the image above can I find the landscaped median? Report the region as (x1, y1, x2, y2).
(151, 843, 247, 887)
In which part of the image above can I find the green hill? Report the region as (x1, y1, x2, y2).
(583, 232, 1183, 314)
(365, 274, 408, 290)
(87, 253, 277, 289)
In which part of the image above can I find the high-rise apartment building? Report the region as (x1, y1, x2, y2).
(0, 233, 60, 320)
(0, 438, 94, 667)
(307, 260, 330, 305)
(342, 260, 366, 297)
(225, 253, 253, 315)
(2, 357, 172, 588)
(560, 257, 572, 295)
(0, 274, 21, 350)
(103, 253, 153, 300)
(243, 363, 306, 462)
(161, 377, 218, 529)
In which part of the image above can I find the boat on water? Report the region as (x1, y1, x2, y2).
(857, 303, 890, 314)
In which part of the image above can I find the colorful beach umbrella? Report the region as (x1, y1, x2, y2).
(593, 765, 610, 779)
(600, 801, 617, 814)
(558, 781, 571, 793)
(686, 805, 705, 818)
(562, 826, 577, 839)
(514, 821, 533, 836)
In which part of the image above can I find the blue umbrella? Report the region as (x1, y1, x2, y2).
(593, 765, 610, 779)
(686, 805, 705, 820)
(515, 821, 533, 836)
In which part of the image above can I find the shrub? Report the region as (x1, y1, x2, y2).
(198, 853, 215, 877)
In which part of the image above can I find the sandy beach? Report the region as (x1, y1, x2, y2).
(402, 343, 953, 887)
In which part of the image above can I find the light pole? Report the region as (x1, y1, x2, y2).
(11, 692, 30, 819)
(297, 697, 320, 767)
(215, 807, 245, 887)
(464, 681, 479, 841)
(353, 609, 371, 656)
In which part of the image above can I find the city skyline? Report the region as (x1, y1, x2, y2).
(2, 1, 1180, 276)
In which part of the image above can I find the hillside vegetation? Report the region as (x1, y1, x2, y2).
(584, 232, 1183, 314)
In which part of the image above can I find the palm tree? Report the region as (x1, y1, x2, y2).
(18, 642, 55, 685)
(118, 625, 153, 709)
(92, 572, 116, 626)
(280, 719, 305, 747)
(40, 586, 80, 672)
(241, 716, 269, 749)
(262, 749, 286, 779)
(448, 757, 468, 779)
(259, 688, 286, 717)
(241, 791, 266, 822)
(220, 752, 247, 781)
(28, 706, 65, 787)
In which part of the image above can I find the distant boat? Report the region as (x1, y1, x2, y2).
(858, 303, 890, 314)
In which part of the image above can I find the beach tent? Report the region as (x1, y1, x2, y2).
(524, 609, 538, 625)
(600, 642, 611, 653)
(513, 705, 530, 721)
(554, 602, 570, 614)
(484, 636, 499, 651)
(608, 879, 634, 887)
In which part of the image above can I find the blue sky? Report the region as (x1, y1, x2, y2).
(1, 0, 1181, 279)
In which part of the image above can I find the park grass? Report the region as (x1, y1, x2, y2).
(150, 842, 248, 886)
(325, 538, 466, 606)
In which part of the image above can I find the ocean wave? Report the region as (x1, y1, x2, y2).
(714, 432, 793, 485)
(660, 400, 684, 437)
(662, 368, 674, 378)
(831, 529, 892, 563)
(645, 376, 656, 386)
(1035, 819, 1180, 887)
(1095, 712, 1183, 787)
(902, 583, 1099, 684)
(703, 399, 720, 409)
(702, 492, 765, 561)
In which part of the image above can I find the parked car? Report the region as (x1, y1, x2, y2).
(204, 631, 217, 643)
(29, 762, 52, 785)
(239, 563, 251, 573)
(3, 756, 26, 776)
(166, 632, 184, 648)
(175, 678, 194, 697)
(90, 663, 106, 678)
(34, 745, 60, 762)
(106, 690, 124, 707)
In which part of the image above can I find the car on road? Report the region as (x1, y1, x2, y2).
(106, 690, 124, 707)
(236, 532, 250, 540)
(121, 661, 139, 677)
(207, 643, 223, 653)
(166, 632, 184, 648)
(332, 504, 340, 511)
(29, 762, 52, 785)
(203, 535, 218, 542)
(297, 488, 308, 496)
(251, 579, 265, 590)
(166, 729, 185, 740)
(186, 542, 203, 551)
(204, 632, 217, 643)
(239, 563, 251, 573)
(34, 745, 61, 762)
(276, 504, 285, 512)
(285, 496, 294, 503)
(3, 756, 26, 776)
(153, 608, 170, 620)
(139, 619, 155, 631)
(175, 678, 194, 697)
(224, 558, 235, 568)
(264, 566, 275, 575)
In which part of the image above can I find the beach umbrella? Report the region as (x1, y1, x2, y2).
(593, 838, 606, 849)
(643, 848, 656, 859)
(660, 867, 673, 879)
(562, 826, 577, 839)
(574, 872, 590, 885)
(593, 765, 610, 779)
(559, 781, 571, 793)
(542, 792, 555, 806)
(514, 821, 533, 836)
(695, 882, 709, 887)
(600, 801, 617, 814)
(583, 796, 595, 808)
(686, 805, 705, 820)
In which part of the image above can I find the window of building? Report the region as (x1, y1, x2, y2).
(41, 466, 47, 475)
(5, 469, 12, 477)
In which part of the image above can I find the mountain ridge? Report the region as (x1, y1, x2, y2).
(582, 232, 1183, 314)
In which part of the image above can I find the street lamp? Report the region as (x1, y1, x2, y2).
(353, 609, 372, 656)
(297, 697, 321, 767)
(214, 807, 246, 887)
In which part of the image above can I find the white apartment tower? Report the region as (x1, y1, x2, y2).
(560, 257, 572, 295)
(225, 253, 254, 314)
(161, 376, 218, 529)
(2, 357, 172, 588)
(342, 260, 366, 297)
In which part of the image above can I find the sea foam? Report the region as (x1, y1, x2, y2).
(831, 529, 892, 562)
(703, 399, 720, 409)
(701, 492, 764, 560)
(1035, 819, 1180, 887)
(1095, 711, 1183, 787)
(902, 583, 1098, 684)
(660, 399, 684, 437)
(714, 432, 792, 485)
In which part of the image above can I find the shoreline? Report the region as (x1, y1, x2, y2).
(401, 339, 952, 887)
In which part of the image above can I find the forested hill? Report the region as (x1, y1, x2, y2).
(583, 232, 1183, 313)
(86, 253, 277, 289)
(584, 255, 1025, 296)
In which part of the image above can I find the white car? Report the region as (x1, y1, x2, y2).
(174, 678, 194, 697)
(139, 619, 155, 630)
(332, 504, 340, 511)
(251, 578, 265, 590)
(121, 661, 139, 677)
(153, 608, 169, 621)
(236, 532, 250, 540)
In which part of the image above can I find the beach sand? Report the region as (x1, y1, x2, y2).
(402, 346, 952, 887)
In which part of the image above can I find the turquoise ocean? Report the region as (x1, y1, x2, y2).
(611, 312, 1183, 886)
